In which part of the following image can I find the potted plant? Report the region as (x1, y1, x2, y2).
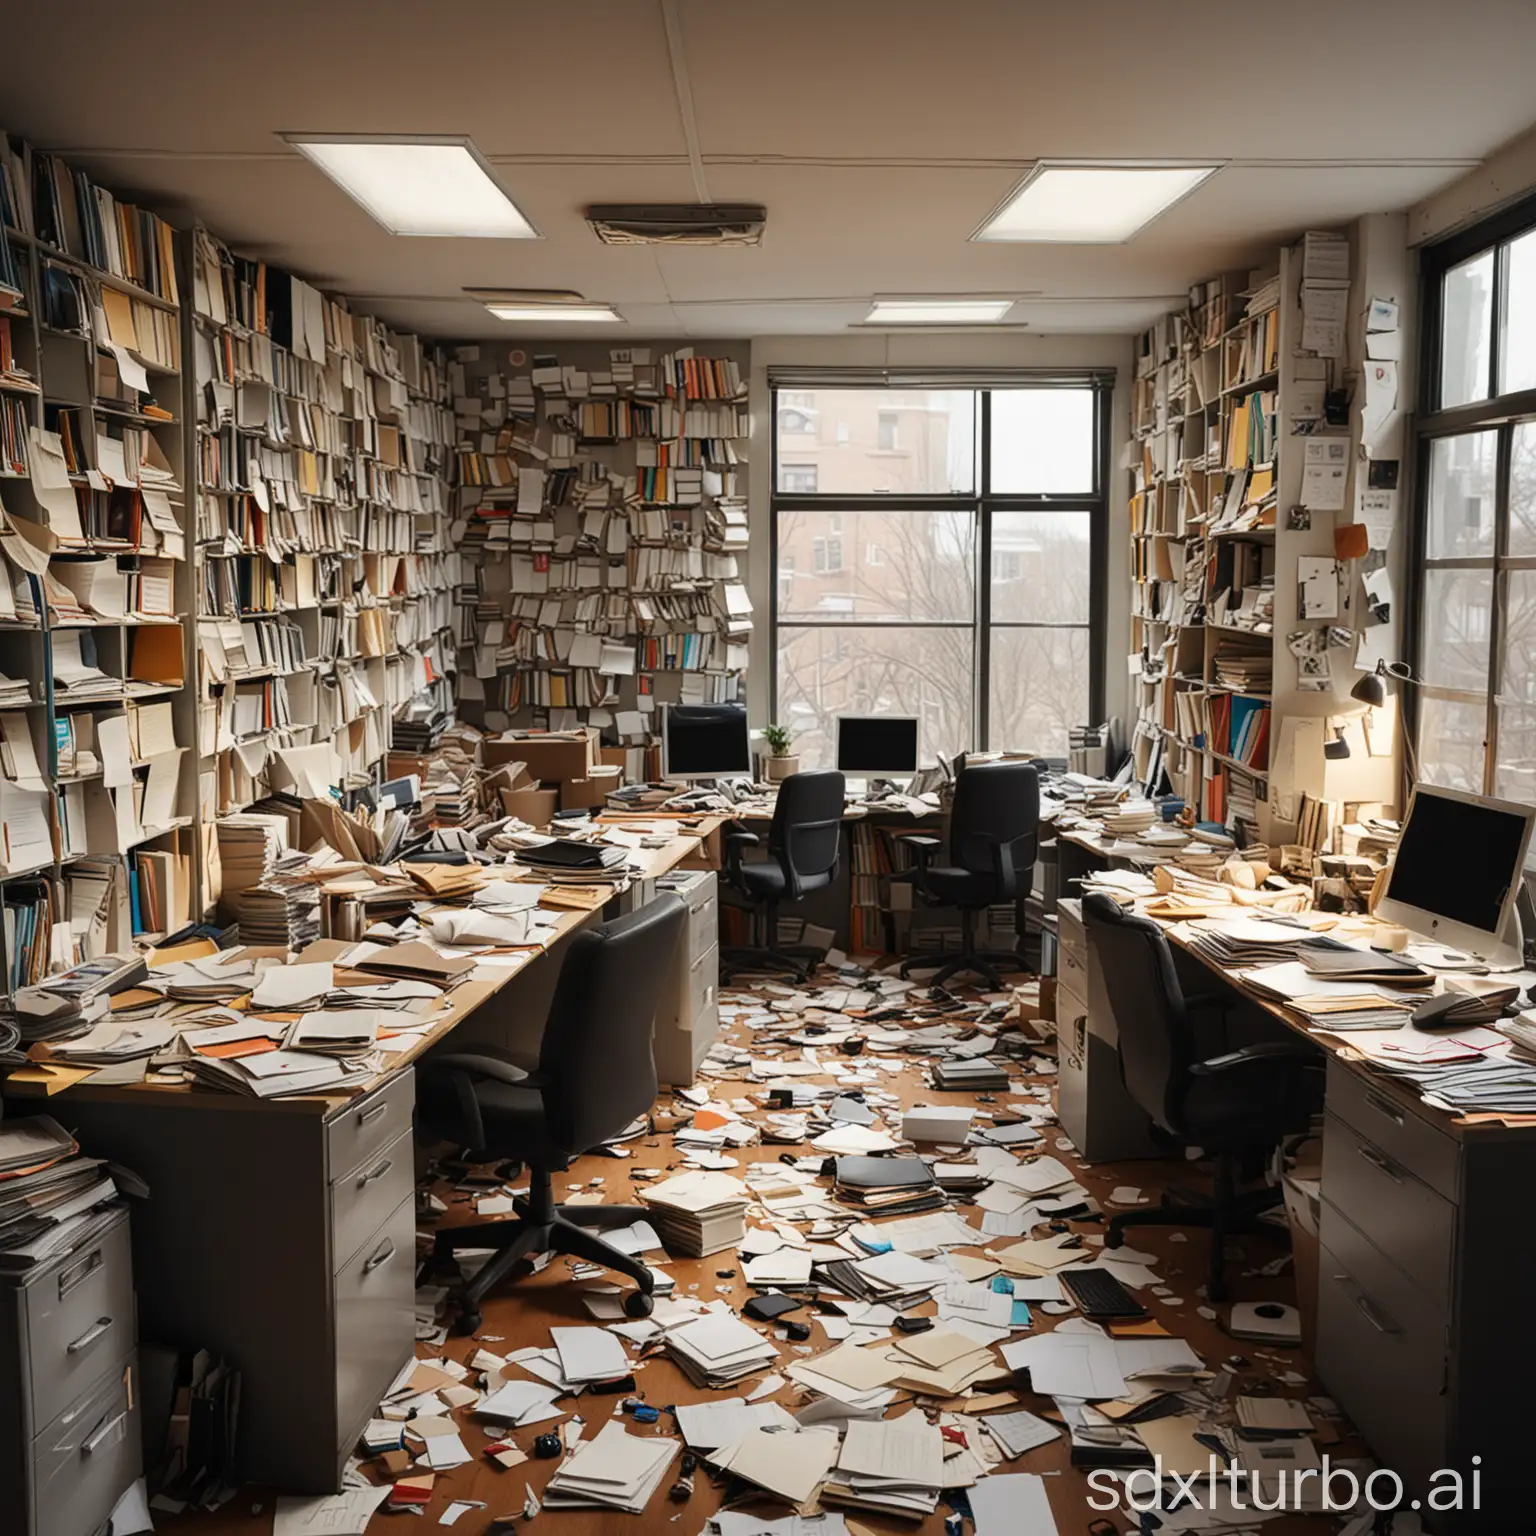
(761, 723, 798, 782)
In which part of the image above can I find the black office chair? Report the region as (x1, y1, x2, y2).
(898, 759, 1039, 988)
(1082, 892, 1324, 1300)
(720, 769, 844, 982)
(415, 894, 687, 1333)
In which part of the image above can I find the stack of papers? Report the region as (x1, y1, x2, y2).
(549, 1326, 630, 1385)
(708, 1426, 840, 1506)
(664, 1312, 779, 1387)
(638, 1171, 751, 1256)
(541, 1421, 679, 1513)
(833, 1155, 942, 1216)
(822, 1413, 946, 1518)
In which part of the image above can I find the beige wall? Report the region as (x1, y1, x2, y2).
(1410, 124, 1536, 246)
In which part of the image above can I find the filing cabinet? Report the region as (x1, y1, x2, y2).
(654, 869, 720, 1086)
(64, 1068, 417, 1493)
(1055, 899, 1162, 1161)
(1317, 1057, 1536, 1530)
(0, 1207, 141, 1536)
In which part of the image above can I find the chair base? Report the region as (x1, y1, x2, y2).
(721, 945, 810, 982)
(1105, 1155, 1283, 1302)
(420, 1171, 656, 1335)
(900, 948, 1024, 990)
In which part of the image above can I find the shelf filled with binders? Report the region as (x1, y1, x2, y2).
(188, 226, 456, 909)
(0, 131, 196, 979)
(449, 342, 751, 778)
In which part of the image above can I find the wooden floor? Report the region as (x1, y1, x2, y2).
(154, 968, 1353, 1536)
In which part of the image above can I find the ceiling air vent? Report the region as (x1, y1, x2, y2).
(584, 204, 766, 247)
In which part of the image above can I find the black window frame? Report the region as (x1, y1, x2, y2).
(1413, 190, 1536, 800)
(769, 380, 1111, 757)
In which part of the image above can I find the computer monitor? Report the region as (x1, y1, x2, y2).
(662, 703, 752, 781)
(1375, 784, 1536, 966)
(836, 716, 920, 778)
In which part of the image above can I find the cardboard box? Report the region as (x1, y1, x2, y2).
(481, 729, 596, 782)
(560, 766, 622, 811)
(501, 787, 558, 826)
(598, 747, 628, 771)
(678, 817, 726, 871)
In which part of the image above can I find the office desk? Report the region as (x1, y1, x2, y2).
(1054, 824, 1536, 1530)
(47, 835, 701, 1494)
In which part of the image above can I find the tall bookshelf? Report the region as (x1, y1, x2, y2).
(189, 227, 456, 912)
(449, 341, 750, 775)
(0, 134, 195, 985)
(1128, 231, 1397, 848)
(0, 131, 460, 985)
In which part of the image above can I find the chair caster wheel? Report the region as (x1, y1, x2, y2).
(624, 1290, 655, 1318)
(1104, 1228, 1124, 1250)
(452, 1309, 482, 1336)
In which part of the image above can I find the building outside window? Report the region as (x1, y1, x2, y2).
(772, 379, 1108, 766)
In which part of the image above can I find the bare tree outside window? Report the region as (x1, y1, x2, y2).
(772, 383, 1103, 764)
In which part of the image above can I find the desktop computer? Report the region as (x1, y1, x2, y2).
(661, 703, 753, 785)
(1376, 783, 1536, 968)
(836, 716, 919, 796)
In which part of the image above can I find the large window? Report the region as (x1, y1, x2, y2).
(771, 379, 1108, 767)
(1416, 197, 1536, 802)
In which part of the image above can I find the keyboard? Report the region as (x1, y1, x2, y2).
(1061, 1267, 1149, 1320)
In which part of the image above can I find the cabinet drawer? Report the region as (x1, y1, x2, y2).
(1056, 901, 1086, 967)
(1056, 984, 1088, 1067)
(1323, 1112, 1455, 1307)
(31, 1355, 139, 1536)
(1059, 947, 1089, 1008)
(334, 1197, 415, 1446)
(326, 1069, 413, 1183)
(1317, 1213, 1448, 1488)
(1326, 1059, 1459, 1202)
(330, 1128, 414, 1274)
(688, 895, 717, 958)
(19, 1216, 134, 1433)
(685, 944, 717, 1023)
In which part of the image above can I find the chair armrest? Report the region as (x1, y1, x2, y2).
(1188, 1041, 1324, 1076)
(723, 827, 759, 883)
(426, 1052, 531, 1088)
(896, 835, 942, 864)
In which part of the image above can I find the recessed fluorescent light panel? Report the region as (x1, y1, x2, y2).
(466, 290, 621, 323)
(974, 162, 1219, 243)
(286, 135, 538, 238)
(864, 299, 1016, 325)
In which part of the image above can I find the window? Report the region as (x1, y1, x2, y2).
(1415, 194, 1536, 803)
(812, 536, 844, 574)
(780, 464, 818, 493)
(779, 407, 815, 435)
(772, 381, 1106, 766)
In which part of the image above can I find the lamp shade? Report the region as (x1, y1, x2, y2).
(1351, 670, 1388, 707)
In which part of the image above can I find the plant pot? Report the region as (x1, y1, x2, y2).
(766, 754, 799, 782)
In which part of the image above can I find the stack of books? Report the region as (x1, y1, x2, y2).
(933, 1056, 1010, 1092)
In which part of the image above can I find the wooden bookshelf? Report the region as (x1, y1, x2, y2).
(448, 342, 749, 773)
(188, 226, 455, 911)
(1128, 233, 1401, 849)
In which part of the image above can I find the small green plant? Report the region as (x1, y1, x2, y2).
(762, 723, 794, 756)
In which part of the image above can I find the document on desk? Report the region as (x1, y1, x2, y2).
(967, 1472, 1059, 1536)
(673, 1397, 796, 1450)
(839, 1413, 944, 1487)
(251, 961, 334, 1009)
(550, 1325, 630, 1384)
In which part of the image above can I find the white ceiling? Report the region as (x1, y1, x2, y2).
(6, 0, 1536, 339)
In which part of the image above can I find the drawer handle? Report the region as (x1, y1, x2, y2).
(58, 1247, 104, 1300)
(356, 1158, 393, 1190)
(82, 1411, 126, 1457)
(1353, 1291, 1402, 1336)
(1356, 1143, 1403, 1183)
(1365, 1090, 1406, 1126)
(356, 1101, 388, 1127)
(363, 1238, 396, 1275)
(66, 1317, 114, 1355)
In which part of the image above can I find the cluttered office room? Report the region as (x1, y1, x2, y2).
(5, 3, 1536, 1533)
